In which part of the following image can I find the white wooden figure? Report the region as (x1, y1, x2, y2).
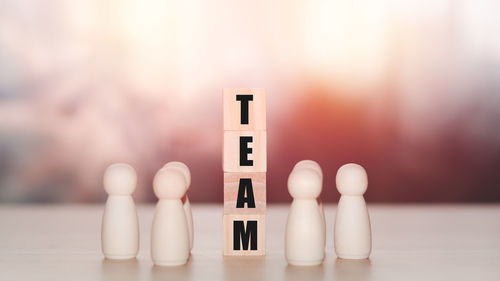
(285, 167, 325, 266)
(293, 160, 325, 240)
(334, 163, 372, 259)
(151, 167, 190, 266)
(101, 163, 139, 259)
(163, 161, 194, 251)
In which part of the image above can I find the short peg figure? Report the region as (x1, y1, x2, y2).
(334, 163, 372, 259)
(101, 163, 139, 259)
(285, 166, 325, 266)
(163, 161, 194, 252)
(151, 167, 190, 266)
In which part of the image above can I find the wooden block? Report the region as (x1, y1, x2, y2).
(224, 173, 266, 215)
(223, 214, 265, 256)
(223, 88, 266, 131)
(223, 131, 266, 173)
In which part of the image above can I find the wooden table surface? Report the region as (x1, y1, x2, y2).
(1, 204, 499, 281)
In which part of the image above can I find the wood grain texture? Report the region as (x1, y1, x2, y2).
(1, 205, 500, 281)
(223, 88, 266, 131)
(223, 214, 266, 256)
(224, 172, 266, 215)
(223, 131, 266, 173)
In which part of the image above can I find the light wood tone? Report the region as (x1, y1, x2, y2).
(223, 214, 266, 256)
(1, 205, 500, 280)
(224, 172, 266, 215)
(223, 131, 267, 173)
(223, 88, 266, 131)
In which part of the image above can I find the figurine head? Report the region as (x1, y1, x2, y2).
(103, 163, 137, 195)
(288, 167, 322, 199)
(336, 163, 368, 196)
(153, 167, 187, 200)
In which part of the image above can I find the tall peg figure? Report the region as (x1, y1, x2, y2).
(285, 166, 325, 266)
(101, 163, 139, 259)
(163, 161, 194, 252)
(334, 163, 372, 259)
(151, 167, 190, 266)
(293, 160, 325, 239)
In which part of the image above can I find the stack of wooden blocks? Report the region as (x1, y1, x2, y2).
(223, 88, 266, 256)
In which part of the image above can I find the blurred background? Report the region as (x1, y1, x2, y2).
(1, 0, 499, 203)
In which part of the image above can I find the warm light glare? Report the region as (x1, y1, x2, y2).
(300, 0, 390, 90)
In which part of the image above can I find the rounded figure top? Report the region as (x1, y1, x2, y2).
(163, 161, 191, 188)
(103, 163, 137, 195)
(288, 167, 322, 199)
(153, 168, 187, 200)
(293, 160, 323, 180)
(336, 163, 368, 196)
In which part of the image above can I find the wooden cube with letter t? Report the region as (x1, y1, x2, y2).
(223, 88, 266, 131)
(222, 88, 266, 256)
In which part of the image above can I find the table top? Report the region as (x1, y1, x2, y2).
(1, 204, 500, 281)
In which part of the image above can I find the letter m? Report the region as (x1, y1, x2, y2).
(233, 220, 257, 250)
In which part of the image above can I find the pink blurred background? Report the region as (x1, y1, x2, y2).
(1, 0, 499, 203)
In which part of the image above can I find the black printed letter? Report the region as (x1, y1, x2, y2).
(233, 220, 258, 250)
(236, 95, 253, 125)
(239, 136, 253, 166)
(236, 178, 256, 208)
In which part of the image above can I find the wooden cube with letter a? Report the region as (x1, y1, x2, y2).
(224, 172, 266, 215)
(222, 88, 266, 256)
(223, 214, 266, 256)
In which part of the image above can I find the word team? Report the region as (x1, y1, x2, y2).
(223, 88, 267, 256)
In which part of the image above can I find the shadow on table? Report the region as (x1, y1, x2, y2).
(151, 257, 193, 281)
(223, 256, 266, 281)
(101, 258, 139, 281)
(334, 258, 372, 281)
(285, 263, 325, 280)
